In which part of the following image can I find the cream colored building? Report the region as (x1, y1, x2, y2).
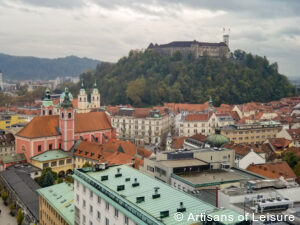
(38, 183, 74, 225)
(110, 107, 170, 145)
(140, 147, 235, 184)
(177, 112, 235, 137)
(220, 121, 282, 144)
(77, 81, 101, 113)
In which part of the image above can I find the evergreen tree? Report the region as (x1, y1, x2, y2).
(42, 171, 55, 187)
(17, 208, 24, 225)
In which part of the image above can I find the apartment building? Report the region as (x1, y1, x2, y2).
(220, 121, 282, 144)
(73, 165, 247, 225)
(177, 112, 235, 136)
(0, 132, 15, 156)
(108, 107, 170, 145)
(38, 182, 74, 225)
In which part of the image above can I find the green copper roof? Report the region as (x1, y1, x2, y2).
(73, 165, 244, 225)
(42, 88, 53, 107)
(259, 120, 281, 126)
(60, 89, 73, 100)
(31, 150, 72, 162)
(37, 182, 74, 225)
(206, 128, 230, 147)
(61, 88, 73, 108)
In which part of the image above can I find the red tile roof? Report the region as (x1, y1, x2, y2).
(172, 136, 188, 149)
(164, 102, 210, 113)
(73, 139, 152, 168)
(268, 138, 291, 151)
(247, 162, 296, 179)
(286, 129, 300, 141)
(16, 111, 112, 138)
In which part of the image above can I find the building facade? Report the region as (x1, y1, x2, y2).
(220, 121, 282, 144)
(109, 107, 170, 145)
(38, 182, 74, 225)
(178, 112, 235, 137)
(0, 112, 26, 131)
(0, 132, 15, 156)
(31, 150, 73, 176)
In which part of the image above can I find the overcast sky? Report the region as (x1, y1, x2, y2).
(0, 0, 300, 77)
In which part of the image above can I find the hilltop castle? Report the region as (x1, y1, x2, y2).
(148, 34, 230, 58)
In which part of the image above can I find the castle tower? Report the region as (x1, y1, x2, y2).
(41, 88, 54, 116)
(59, 88, 75, 151)
(78, 81, 88, 113)
(223, 31, 229, 47)
(90, 80, 101, 109)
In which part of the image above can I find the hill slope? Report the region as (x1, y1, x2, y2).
(80, 49, 296, 106)
(0, 53, 100, 81)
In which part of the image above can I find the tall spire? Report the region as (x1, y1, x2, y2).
(81, 80, 84, 89)
(94, 80, 97, 88)
(61, 87, 73, 108)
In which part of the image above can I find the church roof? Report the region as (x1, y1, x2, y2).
(16, 111, 112, 139)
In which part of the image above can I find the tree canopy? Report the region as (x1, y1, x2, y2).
(79, 49, 296, 107)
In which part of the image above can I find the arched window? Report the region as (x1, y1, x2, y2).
(49, 110, 52, 115)
(68, 112, 72, 118)
(43, 110, 45, 115)
(92, 97, 94, 101)
(61, 113, 64, 118)
(21, 145, 26, 151)
(80, 97, 82, 102)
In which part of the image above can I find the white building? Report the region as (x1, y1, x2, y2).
(108, 107, 170, 146)
(73, 164, 246, 225)
(177, 112, 235, 137)
(235, 150, 266, 170)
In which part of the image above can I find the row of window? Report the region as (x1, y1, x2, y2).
(113, 119, 161, 126)
(76, 181, 130, 225)
(42, 159, 72, 168)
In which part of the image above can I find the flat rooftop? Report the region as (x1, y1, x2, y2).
(158, 159, 207, 168)
(176, 170, 250, 185)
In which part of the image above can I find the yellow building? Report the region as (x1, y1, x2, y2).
(37, 182, 74, 225)
(0, 113, 26, 131)
(220, 121, 282, 145)
(31, 150, 73, 177)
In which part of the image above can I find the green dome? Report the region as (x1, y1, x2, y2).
(206, 128, 229, 147)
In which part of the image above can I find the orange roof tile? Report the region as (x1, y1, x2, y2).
(247, 162, 296, 179)
(74, 139, 152, 168)
(74, 111, 112, 133)
(16, 111, 112, 138)
(16, 115, 59, 138)
(172, 136, 188, 149)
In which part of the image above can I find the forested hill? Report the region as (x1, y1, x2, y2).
(80, 49, 296, 106)
(0, 53, 100, 81)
